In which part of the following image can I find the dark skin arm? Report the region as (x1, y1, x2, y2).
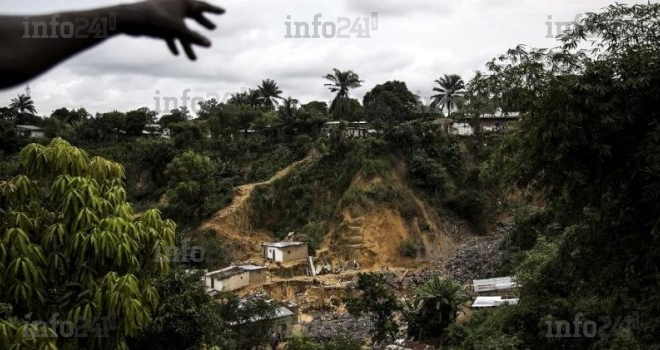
(0, 0, 224, 90)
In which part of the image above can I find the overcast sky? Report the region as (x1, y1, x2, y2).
(0, 0, 648, 117)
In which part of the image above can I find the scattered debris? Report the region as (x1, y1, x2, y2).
(440, 235, 507, 286)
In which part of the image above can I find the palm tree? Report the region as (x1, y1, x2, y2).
(405, 277, 469, 343)
(257, 79, 283, 108)
(229, 89, 264, 109)
(431, 74, 465, 117)
(10, 93, 37, 116)
(323, 68, 362, 119)
(277, 97, 299, 140)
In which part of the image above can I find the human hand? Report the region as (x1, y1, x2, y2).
(121, 0, 224, 60)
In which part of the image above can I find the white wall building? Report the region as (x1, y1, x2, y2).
(16, 125, 45, 138)
(262, 242, 308, 263)
(205, 264, 266, 292)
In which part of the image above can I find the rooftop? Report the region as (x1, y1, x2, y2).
(262, 241, 307, 248)
(206, 264, 265, 279)
(229, 306, 294, 326)
(16, 124, 43, 130)
(471, 296, 519, 308)
(473, 276, 517, 293)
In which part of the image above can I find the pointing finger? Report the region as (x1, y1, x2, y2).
(181, 40, 197, 60)
(191, 1, 225, 15)
(194, 14, 216, 30)
(166, 38, 179, 56)
(179, 28, 211, 47)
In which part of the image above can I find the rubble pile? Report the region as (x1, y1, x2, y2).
(381, 270, 445, 292)
(441, 235, 507, 286)
(298, 313, 374, 341)
(386, 339, 435, 350)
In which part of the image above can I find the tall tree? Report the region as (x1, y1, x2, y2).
(257, 79, 283, 108)
(431, 74, 465, 117)
(277, 97, 299, 140)
(449, 4, 660, 349)
(405, 277, 468, 344)
(363, 80, 418, 130)
(125, 107, 157, 137)
(0, 138, 175, 349)
(323, 69, 362, 119)
(9, 94, 37, 116)
(346, 273, 400, 345)
(10, 94, 40, 125)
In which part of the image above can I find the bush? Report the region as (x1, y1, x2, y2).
(398, 239, 418, 258)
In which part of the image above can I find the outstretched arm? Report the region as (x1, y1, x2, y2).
(0, 0, 224, 90)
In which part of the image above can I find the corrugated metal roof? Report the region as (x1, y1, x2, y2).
(473, 276, 517, 292)
(205, 265, 265, 279)
(262, 241, 307, 248)
(16, 125, 43, 130)
(205, 266, 246, 279)
(229, 306, 294, 326)
(471, 296, 519, 308)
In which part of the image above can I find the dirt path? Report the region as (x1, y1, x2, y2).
(199, 151, 318, 242)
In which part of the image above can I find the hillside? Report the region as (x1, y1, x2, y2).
(195, 133, 499, 271)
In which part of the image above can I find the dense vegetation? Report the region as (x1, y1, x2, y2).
(447, 3, 660, 349)
(1, 3, 658, 348)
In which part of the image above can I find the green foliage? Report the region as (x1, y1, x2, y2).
(431, 74, 465, 117)
(159, 107, 189, 128)
(257, 79, 283, 108)
(164, 150, 228, 227)
(248, 138, 387, 243)
(324, 69, 363, 119)
(364, 80, 418, 130)
(124, 107, 157, 137)
(0, 119, 25, 154)
(168, 121, 205, 150)
(217, 294, 278, 349)
(445, 306, 522, 350)
(405, 277, 469, 344)
(398, 239, 418, 258)
(346, 273, 400, 344)
(0, 138, 175, 349)
(128, 267, 233, 350)
(456, 3, 660, 349)
(388, 122, 494, 230)
(285, 334, 362, 350)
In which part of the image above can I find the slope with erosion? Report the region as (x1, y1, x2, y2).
(195, 150, 319, 258)
(241, 141, 479, 270)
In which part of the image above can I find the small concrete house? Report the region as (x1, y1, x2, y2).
(205, 264, 266, 292)
(16, 125, 45, 138)
(262, 242, 308, 263)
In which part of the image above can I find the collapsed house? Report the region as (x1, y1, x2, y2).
(230, 294, 299, 340)
(471, 276, 519, 308)
(472, 276, 517, 294)
(471, 296, 519, 308)
(205, 264, 267, 292)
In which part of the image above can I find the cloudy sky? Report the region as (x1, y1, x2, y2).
(0, 0, 647, 117)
